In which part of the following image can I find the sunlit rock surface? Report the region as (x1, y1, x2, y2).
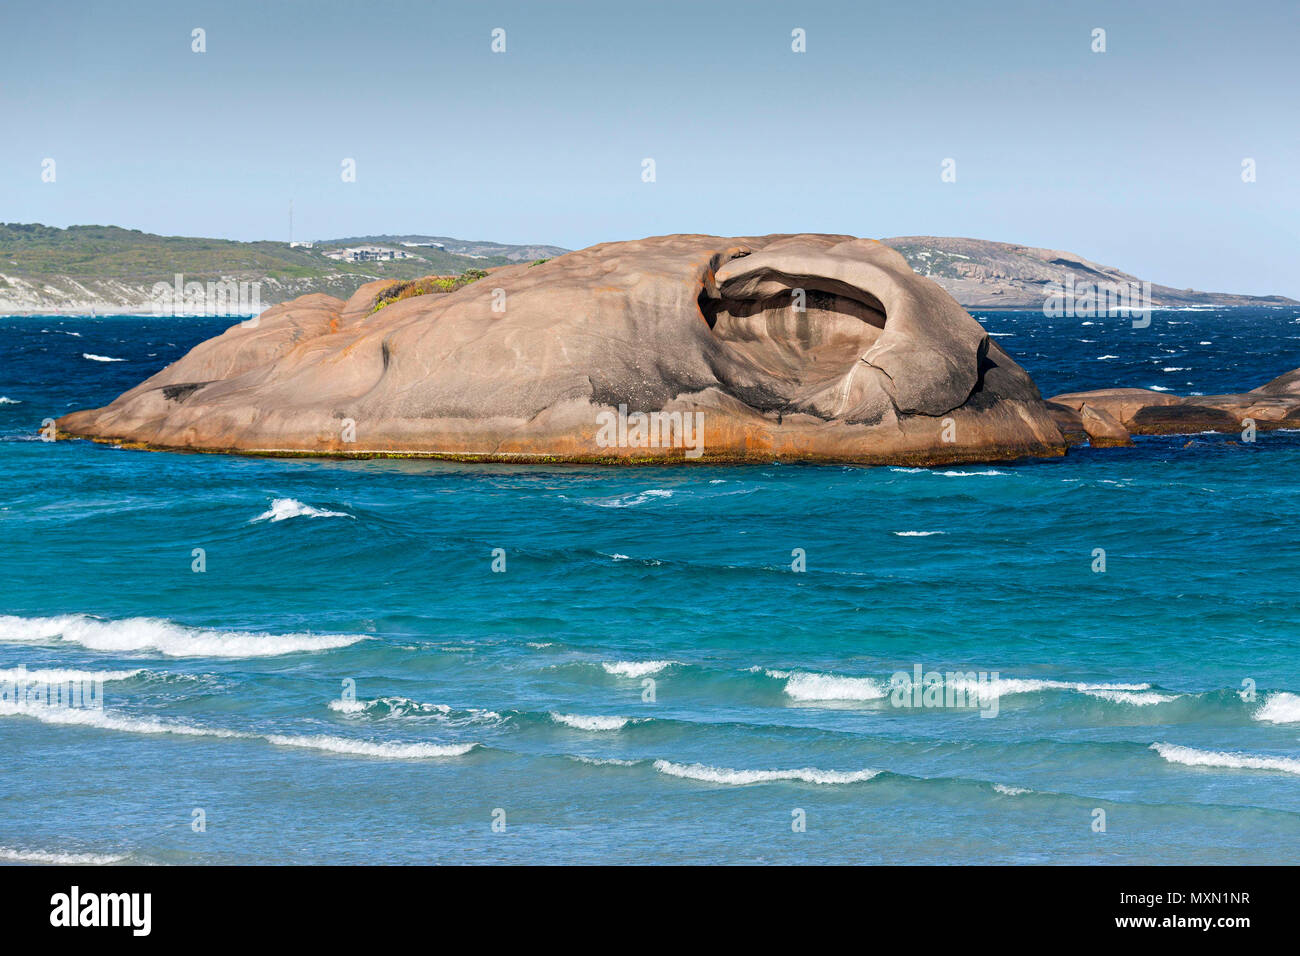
(58, 234, 1069, 465)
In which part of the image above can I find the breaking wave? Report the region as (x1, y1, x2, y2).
(601, 660, 676, 678)
(653, 759, 881, 786)
(550, 712, 632, 731)
(1254, 691, 1300, 724)
(1, 699, 475, 759)
(772, 670, 889, 702)
(251, 498, 352, 522)
(264, 734, 476, 759)
(0, 613, 365, 658)
(1150, 742, 1300, 776)
(0, 846, 126, 865)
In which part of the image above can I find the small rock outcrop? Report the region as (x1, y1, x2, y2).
(1050, 368, 1300, 440)
(54, 234, 1073, 464)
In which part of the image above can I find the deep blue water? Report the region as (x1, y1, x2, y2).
(1, 308, 1299, 864)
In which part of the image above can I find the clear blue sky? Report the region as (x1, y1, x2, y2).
(2, 0, 1296, 296)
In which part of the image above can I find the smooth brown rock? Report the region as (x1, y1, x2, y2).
(1051, 368, 1300, 437)
(57, 234, 1069, 465)
(1044, 401, 1132, 447)
(1045, 402, 1089, 446)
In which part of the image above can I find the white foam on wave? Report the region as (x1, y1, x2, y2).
(0, 699, 246, 738)
(993, 783, 1031, 796)
(328, 696, 501, 723)
(550, 712, 631, 731)
(946, 676, 1153, 698)
(1080, 688, 1179, 706)
(601, 660, 675, 678)
(893, 531, 944, 536)
(590, 489, 674, 509)
(567, 754, 640, 767)
(653, 759, 880, 786)
(0, 846, 125, 865)
(0, 396, 21, 405)
(0, 613, 365, 658)
(1097, 354, 1119, 360)
(1255, 692, 1300, 725)
(1, 699, 475, 759)
(891, 467, 1007, 477)
(1151, 742, 1300, 776)
(265, 734, 476, 759)
(771, 670, 888, 702)
(81, 353, 124, 362)
(0, 666, 143, 683)
(251, 498, 351, 522)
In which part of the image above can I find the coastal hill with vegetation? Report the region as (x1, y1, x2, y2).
(0, 223, 1292, 314)
(0, 224, 566, 313)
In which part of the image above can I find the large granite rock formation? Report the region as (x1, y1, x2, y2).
(56, 234, 1069, 465)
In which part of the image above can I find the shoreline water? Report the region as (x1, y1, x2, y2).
(4, 308, 1300, 865)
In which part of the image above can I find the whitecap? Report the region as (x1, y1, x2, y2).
(567, 754, 640, 767)
(1151, 742, 1300, 776)
(653, 759, 880, 786)
(0, 666, 142, 683)
(589, 489, 674, 509)
(81, 353, 124, 362)
(0, 613, 365, 658)
(265, 734, 476, 759)
(1080, 688, 1178, 706)
(1097, 354, 1119, 360)
(777, 670, 888, 702)
(1255, 691, 1300, 725)
(601, 660, 675, 678)
(1, 698, 474, 759)
(327, 699, 367, 714)
(893, 531, 943, 537)
(550, 713, 631, 731)
(0, 397, 21, 405)
(0, 846, 125, 865)
(993, 784, 1030, 796)
(251, 498, 351, 522)
(944, 677, 1154, 699)
(329, 696, 500, 723)
(0, 698, 248, 739)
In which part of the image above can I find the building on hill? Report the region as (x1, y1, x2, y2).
(323, 245, 420, 263)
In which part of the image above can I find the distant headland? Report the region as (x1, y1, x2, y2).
(2, 223, 1293, 315)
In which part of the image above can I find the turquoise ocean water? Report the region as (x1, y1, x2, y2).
(2, 308, 1299, 864)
